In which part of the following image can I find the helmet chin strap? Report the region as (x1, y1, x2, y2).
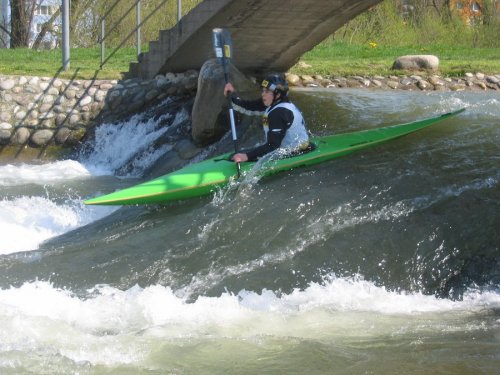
(272, 92, 282, 104)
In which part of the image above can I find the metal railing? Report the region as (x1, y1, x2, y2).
(99, 0, 183, 68)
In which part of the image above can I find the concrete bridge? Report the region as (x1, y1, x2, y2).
(129, 0, 382, 79)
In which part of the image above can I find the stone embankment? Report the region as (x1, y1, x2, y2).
(286, 72, 500, 91)
(1, 69, 499, 158)
(0, 71, 198, 150)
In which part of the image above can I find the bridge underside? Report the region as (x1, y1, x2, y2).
(131, 0, 382, 79)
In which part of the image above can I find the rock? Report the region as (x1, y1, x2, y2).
(387, 80, 399, 89)
(486, 76, 499, 84)
(145, 89, 159, 102)
(48, 87, 59, 96)
(100, 83, 114, 90)
(156, 76, 170, 89)
(174, 139, 202, 159)
(69, 114, 80, 125)
(191, 59, 257, 146)
(475, 72, 485, 80)
(55, 113, 67, 126)
(0, 129, 11, 143)
(297, 61, 312, 69)
(65, 89, 76, 99)
(400, 78, 414, 86)
(39, 103, 52, 113)
(15, 111, 27, 120)
(13, 127, 30, 144)
(0, 122, 12, 130)
(55, 127, 71, 144)
(476, 81, 487, 90)
(346, 78, 361, 88)
(428, 76, 444, 86)
(450, 84, 466, 91)
(24, 85, 40, 94)
(42, 95, 55, 104)
(0, 79, 16, 90)
(1, 93, 12, 102)
(30, 129, 54, 146)
(417, 80, 430, 90)
(301, 75, 315, 85)
(0, 112, 11, 122)
(286, 73, 301, 86)
(392, 55, 439, 71)
(39, 112, 55, 120)
(79, 95, 92, 106)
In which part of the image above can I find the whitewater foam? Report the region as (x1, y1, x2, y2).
(1, 277, 498, 340)
(0, 196, 117, 255)
(0, 160, 91, 186)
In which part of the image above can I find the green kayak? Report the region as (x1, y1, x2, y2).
(84, 108, 465, 206)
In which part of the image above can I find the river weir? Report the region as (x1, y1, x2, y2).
(0, 88, 499, 374)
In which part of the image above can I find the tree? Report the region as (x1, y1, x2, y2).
(10, 0, 37, 48)
(32, 6, 61, 50)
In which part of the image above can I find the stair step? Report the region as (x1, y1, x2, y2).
(129, 62, 140, 78)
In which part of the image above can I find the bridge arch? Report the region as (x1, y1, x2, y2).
(130, 0, 383, 79)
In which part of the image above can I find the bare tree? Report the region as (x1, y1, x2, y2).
(10, 0, 37, 48)
(32, 6, 61, 50)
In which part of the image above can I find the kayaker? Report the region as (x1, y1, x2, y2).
(224, 73, 310, 162)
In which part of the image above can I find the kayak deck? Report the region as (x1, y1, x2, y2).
(84, 108, 465, 205)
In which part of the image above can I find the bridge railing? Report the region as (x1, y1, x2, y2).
(99, 0, 184, 68)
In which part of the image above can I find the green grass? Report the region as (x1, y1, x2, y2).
(0, 41, 499, 80)
(290, 40, 500, 77)
(0, 46, 138, 80)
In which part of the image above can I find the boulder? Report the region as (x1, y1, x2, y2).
(191, 58, 258, 146)
(0, 79, 16, 91)
(392, 55, 439, 71)
(30, 129, 54, 146)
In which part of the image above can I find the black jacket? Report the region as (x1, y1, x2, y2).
(231, 95, 294, 161)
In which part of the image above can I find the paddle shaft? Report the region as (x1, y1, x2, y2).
(213, 28, 241, 177)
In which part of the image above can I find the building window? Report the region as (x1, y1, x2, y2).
(471, 2, 481, 12)
(37, 5, 53, 16)
(456, 1, 463, 9)
(36, 23, 43, 33)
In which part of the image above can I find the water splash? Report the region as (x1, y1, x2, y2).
(0, 196, 117, 255)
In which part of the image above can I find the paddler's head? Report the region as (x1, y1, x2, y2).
(261, 73, 289, 106)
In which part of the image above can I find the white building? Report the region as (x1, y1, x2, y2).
(0, 0, 61, 48)
(0, 0, 9, 48)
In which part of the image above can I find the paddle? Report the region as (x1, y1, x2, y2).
(212, 27, 241, 177)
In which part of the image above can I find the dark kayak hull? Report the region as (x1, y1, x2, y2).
(84, 108, 465, 205)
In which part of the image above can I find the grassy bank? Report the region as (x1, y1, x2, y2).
(291, 40, 500, 77)
(0, 41, 499, 81)
(0, 47, 136, 80)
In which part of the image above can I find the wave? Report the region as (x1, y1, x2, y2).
(0, 160, 91, 187)
(0, 196, 117, 255)
(0, 277, 497, 343)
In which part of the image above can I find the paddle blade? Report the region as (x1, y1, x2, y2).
(212, 28, 232, 63)
(212, 28, 224, 62)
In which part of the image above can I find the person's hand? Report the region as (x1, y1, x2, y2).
(224, 82, 235, 97)
(231, 153, 248, 163)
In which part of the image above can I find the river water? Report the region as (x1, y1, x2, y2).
(0, 88, 499, 374)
